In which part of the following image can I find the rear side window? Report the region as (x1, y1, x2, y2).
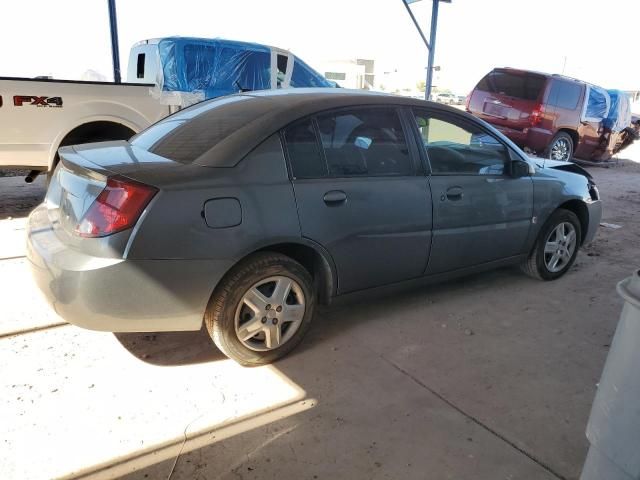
(284, 119, 327, 179)
(547, 80, 582, 110)
(316, 108, 413, 177)
(136, 54, 145, 79)
(476, 71, 546, 101)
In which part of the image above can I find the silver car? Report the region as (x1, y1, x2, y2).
(27, 89, 602, 365)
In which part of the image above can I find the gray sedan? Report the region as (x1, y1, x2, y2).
(26, 89, 602, 365)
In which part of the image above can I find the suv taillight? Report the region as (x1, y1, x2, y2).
(76, 177, 157, 238)
(530, 104, 545, 126)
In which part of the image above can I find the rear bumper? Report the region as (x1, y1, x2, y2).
(26, 204, 230, 332)
(493, 125, 552, 154)
(584, 200, 603, 245)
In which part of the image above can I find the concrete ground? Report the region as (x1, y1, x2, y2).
(1, 147, 639, 480)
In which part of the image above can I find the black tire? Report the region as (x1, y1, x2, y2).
(548, 132, 574, 162)
(204, 252, 316, 366)
(521, 209, 581, 281)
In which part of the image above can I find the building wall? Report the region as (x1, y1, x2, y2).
(322, 59, 374, 90)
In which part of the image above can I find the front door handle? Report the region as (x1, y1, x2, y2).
(445, 186, 464, 201)
(323, 190, 347, 205)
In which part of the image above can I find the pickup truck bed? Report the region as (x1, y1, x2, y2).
(0, 77, 168, 171)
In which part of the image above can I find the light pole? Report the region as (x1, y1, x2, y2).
(107, 0, 121, 83)
(401, 0, 451, 100)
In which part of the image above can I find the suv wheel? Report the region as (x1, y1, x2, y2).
(521, 209, 581, 280)
(548, 132, 574, 161)
(205, 252, 315, 366)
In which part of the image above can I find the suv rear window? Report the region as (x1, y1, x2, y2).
(476, 71, 546, 101)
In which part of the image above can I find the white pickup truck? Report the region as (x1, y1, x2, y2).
(0, 36, 332, 181)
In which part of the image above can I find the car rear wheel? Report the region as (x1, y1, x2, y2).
(205, 252, 315, 366)
(521, 209, 581, 280)
(548, 132, 574, 162)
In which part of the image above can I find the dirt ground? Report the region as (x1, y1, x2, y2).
(1, 147, 639, 480)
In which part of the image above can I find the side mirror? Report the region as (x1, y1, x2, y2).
(509, 159, 532, 177)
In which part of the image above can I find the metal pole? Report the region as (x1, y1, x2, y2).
(401, 0, 431, 50)
(425, 0, 440, 100)
(107, 0, 121, 83)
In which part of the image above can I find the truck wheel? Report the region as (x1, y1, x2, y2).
(521, 209, 581, 281)
(205, 252, 315, 366)
(548, 132, 574, 161)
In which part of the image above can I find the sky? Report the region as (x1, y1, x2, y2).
(2, 0, 639, 95)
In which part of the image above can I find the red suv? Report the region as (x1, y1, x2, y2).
(467, 68, 604, 162)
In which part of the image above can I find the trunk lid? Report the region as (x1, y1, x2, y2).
(45, 141, 185, 243)
(469, 69, 548, 130)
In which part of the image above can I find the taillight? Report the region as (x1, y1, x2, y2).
(76, 177, 157, 238)
(530, 104, 545, 126)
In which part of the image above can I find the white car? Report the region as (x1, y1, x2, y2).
(434, 93, 456, 104)
(0, 37, 332, 181)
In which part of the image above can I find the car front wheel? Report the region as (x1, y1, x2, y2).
(205, 252, 315, 366)
(521, 209, 581, 280)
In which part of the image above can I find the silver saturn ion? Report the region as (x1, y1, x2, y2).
(27, 89, 602, 365)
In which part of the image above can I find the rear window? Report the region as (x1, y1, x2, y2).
(547, 80, 582, 110)
(131, 95, 272, 164)
(476, 71, 546, 101)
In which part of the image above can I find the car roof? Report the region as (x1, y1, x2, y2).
(491, 67, 585, 85)
(164, 88, 470, 167)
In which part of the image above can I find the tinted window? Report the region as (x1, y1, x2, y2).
(316, 108, 413, 177)
(136, 54, 145, 79)
(548, 80, 582, 110)
(132, 96, 272, 164)
(284, 119, 327, 179)
(413, 111, 508, 175)
(476, 71, 546, 101)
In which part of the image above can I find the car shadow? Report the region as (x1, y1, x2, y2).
(113, 266, 526, 368)
(114, 326, 226, 366)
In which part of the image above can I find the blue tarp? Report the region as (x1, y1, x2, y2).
(582, 84, 610, 123)
(604, 89, 632, 132)
(157, 37, 332, 100)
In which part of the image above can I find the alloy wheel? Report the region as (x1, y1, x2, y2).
(234, 276, 306, 351)
(550, 138, 571, 161)
(544, 222, 577, 273)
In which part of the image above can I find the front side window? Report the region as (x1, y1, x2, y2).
(413, 111, 508, 175)
(316, 108, 413, 177)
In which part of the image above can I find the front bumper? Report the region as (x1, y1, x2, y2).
(584, 199, 603, 245)
(26, 204, 229, 332)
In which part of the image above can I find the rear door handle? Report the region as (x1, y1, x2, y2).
(323, 190, 347, 205)
(445, 186, 464, 201)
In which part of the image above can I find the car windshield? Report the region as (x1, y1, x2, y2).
(476, 71, 546, 101)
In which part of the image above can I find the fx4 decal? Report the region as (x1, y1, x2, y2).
(13, 95, 63, 107)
